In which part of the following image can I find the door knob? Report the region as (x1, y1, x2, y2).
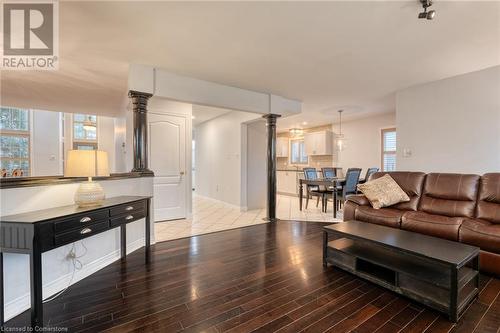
(180, 171, 185, 175)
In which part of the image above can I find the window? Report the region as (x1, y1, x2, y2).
(290, 139, 308, 164)
(382, 128, 396, 171)
(0, 107, 30, 176)
(73, 114, 97, 150)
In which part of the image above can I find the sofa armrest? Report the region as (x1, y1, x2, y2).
(346, 194, 371, 207)
(343, 195, 371, 222)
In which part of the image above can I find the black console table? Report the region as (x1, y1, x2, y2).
(0, 195, 152, 328)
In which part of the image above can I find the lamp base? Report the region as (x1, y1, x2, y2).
(75, 180, 105, 207)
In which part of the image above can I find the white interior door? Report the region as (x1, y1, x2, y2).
(149, 113, 187, 221)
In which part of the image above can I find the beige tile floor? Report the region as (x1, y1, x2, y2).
(277, 194, 344, 223)
(154, 194, 343, 242)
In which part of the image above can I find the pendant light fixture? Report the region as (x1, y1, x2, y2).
(289, 128, 304, 137)
(336, 110, 346, 151)
(83, 115, 96, 131)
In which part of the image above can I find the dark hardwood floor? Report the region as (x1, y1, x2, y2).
(6, 221, 500, 332)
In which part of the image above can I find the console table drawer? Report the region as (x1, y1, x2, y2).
(110, 210, 146, 228)
(55, 221, 110, 245)
(110, 201, 146, 217)
(54, 210, 109, 233)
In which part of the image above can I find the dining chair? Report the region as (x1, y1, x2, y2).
(337, 168, 362, 209)
(320, 167, 337, 211)
(321, 167, 337, 179)
(303, 167, 323, 209)
(321, 167, 343, 190)
(324, 168, 362, 213)
(359, 167, 379, 184)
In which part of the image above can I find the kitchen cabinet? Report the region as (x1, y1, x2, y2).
(276, 137, 289, 158)
(277, 170, 299, 195)
(304, 130, 333, 156)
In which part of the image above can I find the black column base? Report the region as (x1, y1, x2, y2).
(262, 217, 279, 223)
(131, 168, 155, 176)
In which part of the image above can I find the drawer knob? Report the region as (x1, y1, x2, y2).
(125, 215, 134, 220)
(125, 206, 134, 211)
(80, 228, 92, 234)
(80, 217, 92, 223)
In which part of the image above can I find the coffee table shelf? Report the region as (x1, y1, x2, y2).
(323, 221, 480, 322)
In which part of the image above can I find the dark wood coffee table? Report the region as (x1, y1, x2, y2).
(323, 221, 480, 322)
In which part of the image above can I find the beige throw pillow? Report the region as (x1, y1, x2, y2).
(357, 174, 410, 209)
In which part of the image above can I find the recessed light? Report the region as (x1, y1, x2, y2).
(191, 115, 195, 119)
(302, 122, 308, 125)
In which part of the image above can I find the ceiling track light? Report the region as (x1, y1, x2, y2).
(418, 0, 436, 20)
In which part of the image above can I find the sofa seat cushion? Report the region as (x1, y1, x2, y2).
(459, 219, 500, 254)
(401, 211, 463, 241)
(354, 206, 404, 228)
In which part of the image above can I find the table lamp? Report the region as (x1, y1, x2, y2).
(65, 150, 110, 207)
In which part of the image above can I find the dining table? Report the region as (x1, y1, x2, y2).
(299, 177, 345, 219)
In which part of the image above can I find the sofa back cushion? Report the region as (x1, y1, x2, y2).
(477, 173, 500, 224)
(419, 173, 480, 218)
(370, 172, 426, 211)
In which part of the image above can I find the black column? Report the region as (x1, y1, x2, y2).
(262, 114, 281, 222)
(128, 90, 153, 174)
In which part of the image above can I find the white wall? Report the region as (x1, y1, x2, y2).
(113, 117, 127, 173)
(98, 116, 117, 173)
(335, 112, 396, 173)
(396, 66, 500, 174)
(244, 120, 267, 210)
(31, 110, 62, 176)
(195, 111, 261, 207)
(1, 177, 154, 321)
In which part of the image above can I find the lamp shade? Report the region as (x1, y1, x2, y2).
(65, 150, 109, 177)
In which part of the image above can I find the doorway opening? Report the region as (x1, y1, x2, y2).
(154, 104, 269, 242)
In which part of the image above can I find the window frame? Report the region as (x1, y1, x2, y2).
(381, 127, 397, 172)
(0, 107, 31, 177)
(72, 114, 98, 150)
(290, 138, 308, 165)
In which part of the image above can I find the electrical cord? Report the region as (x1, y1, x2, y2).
(42, 241, 87, 303)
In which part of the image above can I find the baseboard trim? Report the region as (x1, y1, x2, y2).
(194, 194, 244, 211)
(4, 237, 145, 321)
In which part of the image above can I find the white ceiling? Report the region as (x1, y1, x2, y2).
(1, 1, 499, 129)
(192, 105, 232, 126)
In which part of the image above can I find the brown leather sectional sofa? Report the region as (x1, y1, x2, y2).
(344, 172, 500, 276)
